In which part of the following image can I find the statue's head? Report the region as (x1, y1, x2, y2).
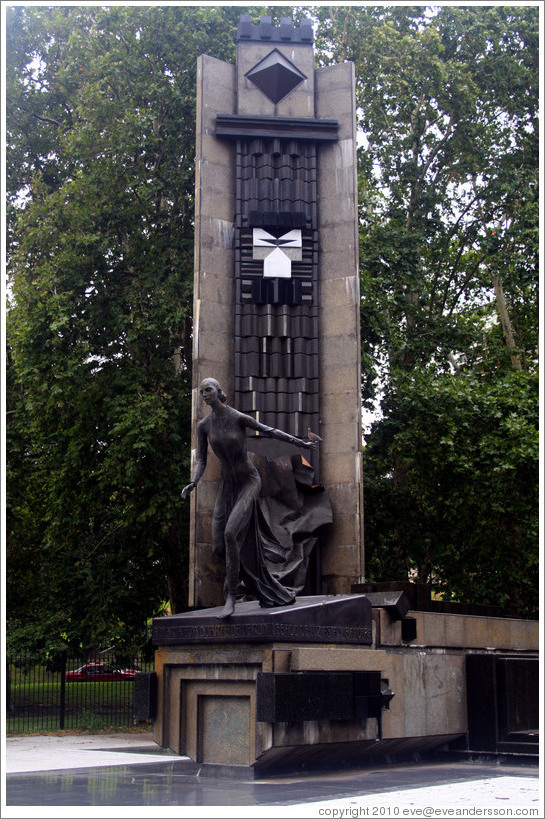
(200, 378, 227, 404)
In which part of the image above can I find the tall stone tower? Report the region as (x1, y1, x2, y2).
(189, 15, 364, 607)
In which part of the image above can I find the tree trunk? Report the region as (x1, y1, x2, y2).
(491, 272, 522, 370)
(160, 513, 189, 613)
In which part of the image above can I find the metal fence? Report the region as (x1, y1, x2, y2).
(6, 651, 154, 734)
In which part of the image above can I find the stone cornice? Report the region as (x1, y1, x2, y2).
(215, 114, 338, 142)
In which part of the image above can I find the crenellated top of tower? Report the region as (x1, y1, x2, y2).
(237, 15, 313, 45)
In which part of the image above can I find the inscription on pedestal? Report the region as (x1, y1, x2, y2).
(153, 595, 373, 646)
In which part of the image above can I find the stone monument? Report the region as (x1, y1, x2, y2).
(189, 14, 364, 608)
(146, 16, 538, 774)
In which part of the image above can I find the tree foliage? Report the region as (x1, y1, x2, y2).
(363, 369, 539, 617)
(315, 4, 538, 384)
(313, 4, 539, 614)
(5, 4, 246, 652)
(5, 3, 325, 653)
(5, 4, 540, 651)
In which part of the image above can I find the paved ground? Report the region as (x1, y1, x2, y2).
(4, 731, 181, 773)
(2, 731, 542, 817)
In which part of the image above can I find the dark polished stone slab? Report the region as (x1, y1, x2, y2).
(353, 582, 506, 618)
(215, 114, 339, 142)
(152, 594, 372, 646)
(362, 591, 410, 620)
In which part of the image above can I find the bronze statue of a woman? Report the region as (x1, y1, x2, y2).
(182, 378, 314, 618)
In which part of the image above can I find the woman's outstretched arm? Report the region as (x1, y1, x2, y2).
(242, 413, 314, 449)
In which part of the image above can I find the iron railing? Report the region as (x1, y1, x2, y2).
(6, 651, 154, 734)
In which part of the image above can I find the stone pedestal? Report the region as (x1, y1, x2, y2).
(153, 595, 380, 771)
(151, 596, 538, 772)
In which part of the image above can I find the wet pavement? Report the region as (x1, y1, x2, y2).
(3, 732, 542, 816)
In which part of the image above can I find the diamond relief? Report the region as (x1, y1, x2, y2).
(246, 49, 306, 104)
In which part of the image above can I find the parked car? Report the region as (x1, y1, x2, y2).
(65, 662, 138, 682)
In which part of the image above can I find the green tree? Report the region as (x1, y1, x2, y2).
(315, 4, 538, 386)
(363, 369, 539, 618)
(6, 3, 318, 653)
(6, 5, 539, 649)
(5, 4, 245, 652)
(313, 5, 539, 612)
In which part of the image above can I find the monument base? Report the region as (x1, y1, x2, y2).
(150, 595, 538, 773)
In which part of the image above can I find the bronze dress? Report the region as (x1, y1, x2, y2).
(198, 408, 295, 608)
